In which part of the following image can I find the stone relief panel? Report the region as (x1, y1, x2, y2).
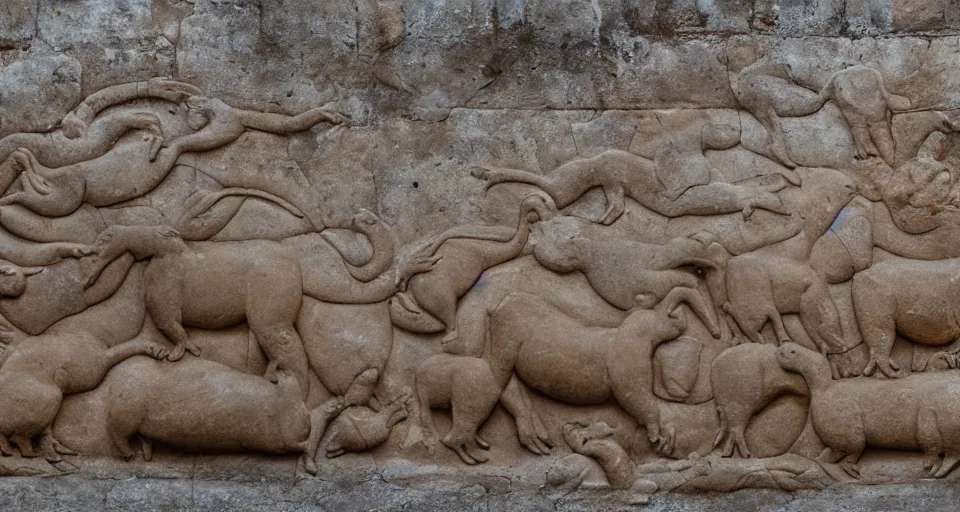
(6, 11, 960, 506)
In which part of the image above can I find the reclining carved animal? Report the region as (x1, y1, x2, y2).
(90, 356, 342, 475)
(778, 342, 960, 478)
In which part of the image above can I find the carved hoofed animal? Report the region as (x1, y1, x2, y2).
(778, 343, 960, 478)
(418, 287, 706, 463)
(84, 225, 311, 397)
(852, 257, 960, 378)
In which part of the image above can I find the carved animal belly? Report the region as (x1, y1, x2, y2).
(514, 328, 612, 404)
(894, 295, 960, 346)
(82, 139, 167, 206)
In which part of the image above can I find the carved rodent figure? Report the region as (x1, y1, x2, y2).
(778, 342, 960, 478)
(95, 357, 342, 475)
(559, 421, 658, 504)
(84, 225, 311, 398)
(392, 193, 555, 337)
(710, 343, 808, 458)
(852, 257, 960, 378)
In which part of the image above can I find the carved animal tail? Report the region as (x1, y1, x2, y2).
(190, 188, 305, 219)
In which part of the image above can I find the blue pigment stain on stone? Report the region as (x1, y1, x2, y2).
(829, 206, 849, 232)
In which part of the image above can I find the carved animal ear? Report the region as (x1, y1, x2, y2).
(21, 266, 44, 276)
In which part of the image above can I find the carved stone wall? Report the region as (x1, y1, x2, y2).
(4, 0, 960, 510)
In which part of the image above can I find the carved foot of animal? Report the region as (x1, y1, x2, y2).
(516, 416, 552, 455)
(647, 422, 677, 457)
(840, 459, 861, 479)
(0, 436, 13, 456)
(11, 435, 38, 457)
(863, 355, 903, 378)
(168, 341, 200, 362)
(39, 431, 75, 463)
(442, 433, 490, 465)
(469, 165, 493, 183)
(742, 193, 790, 220)
(931, 454, 960, 478)
(264, 360, 279, 383)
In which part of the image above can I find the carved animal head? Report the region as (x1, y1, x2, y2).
(777, 342, 823, 376)
(530, 215, 588, 273)
(0, 261, 42, 298)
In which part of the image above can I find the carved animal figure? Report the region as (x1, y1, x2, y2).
(778, 342, 960, 478)
(83, 225, 311, 397)
(558, 421, 658, 504)
(92, 356, 342, 475)
(0, 95, 344, 220)
(325, 392, 410, 457)
(471, 147, 789, 225)
(721, 253, 847, 370)
(392, 193, 554, 337)
(820, 65, 912, 165)
(730, 51, 828, 169)
(0, 110, 164, 188)
(710, 343, 808, 458)
(851, 257, 960, 378)
(412, 353, 501, 464)
(531, 215, 720, 333)
(427, 287, 703, 463)
(59, 79, 201, 139)
(0, 330, 167, 462)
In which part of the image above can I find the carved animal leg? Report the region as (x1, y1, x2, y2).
(756, 108, 798, 169)
(868, 120, 896, 165)
(409, 279, 459, 335)
(0, 435, 13, 456)
(934, 453, 960, 478)
(499, 375, 551, 455)
(11, 435, 38, 457)
(412, 368, 440, 448)
(39, 427, 70, 463)
(443, 371, 500, 465)
(599, 184, 626, 225)
(139, 436, 153, 462)
(854, 291, 901, 378)
(302, 397, 346, 474)
(768, 309, 791, 345)
(250, 322, 310, 399)
(716, 403, 751, 458)
(106, 339, 170, 367)
(147, 282, 197, 362)
(109, 429, 136, 460)
(845, 116, 878, 159)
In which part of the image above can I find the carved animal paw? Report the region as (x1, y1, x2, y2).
(516, 418, 552, 456)
(863, 355, 903, 378)
(648, 421, 677, 457)
(167, 341, 199, 362)
(145, 344, 170, 361)
(442, 433, 490, 465)
(56, 243, 94, 260)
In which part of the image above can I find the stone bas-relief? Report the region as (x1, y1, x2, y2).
(8, 33, 960, 508)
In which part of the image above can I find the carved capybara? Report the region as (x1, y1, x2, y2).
(851, 257, 960, 378)
(778, 342, 960, 478)
(93, 357, 341, 475)
(411, 353, 501, 464)
(710, 343, 808, 458)
(84, 224, 311, 396)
